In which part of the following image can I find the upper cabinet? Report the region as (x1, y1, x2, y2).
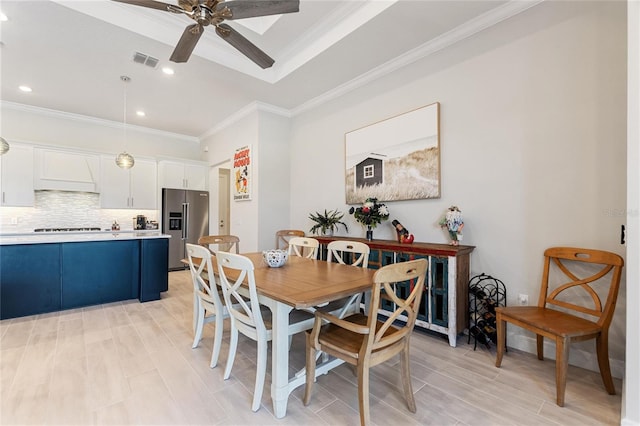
(158, 160, 208, 190)
(100, 156, 157, 209)
(34, 148, 100, 193)
(0, 143, 34, 207)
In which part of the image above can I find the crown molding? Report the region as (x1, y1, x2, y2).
(205, 0, 543, 136)
(291, 0, 544, 116)
(1, 101, 199, 143)
(200, 101, 291, 140)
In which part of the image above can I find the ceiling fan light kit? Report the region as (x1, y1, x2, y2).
(113, 0, 300, 68)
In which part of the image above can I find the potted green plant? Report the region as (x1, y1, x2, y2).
(309, 209, 348, 236)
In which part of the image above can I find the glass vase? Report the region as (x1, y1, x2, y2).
(366, 225, 373, 241)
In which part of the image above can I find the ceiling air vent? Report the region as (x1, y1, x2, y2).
(132, 51, 159, 69)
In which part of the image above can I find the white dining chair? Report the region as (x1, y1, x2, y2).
(325, 240, 370, 318)
(185, 243, 230, 368)
(215, 251, 316, 412)
(287, 236, 319, 259)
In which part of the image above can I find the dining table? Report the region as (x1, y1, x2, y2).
(186, 251, 376, 418)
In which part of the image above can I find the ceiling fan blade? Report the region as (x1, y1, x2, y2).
(111, 0, 174, 12)
(215, 23, 275, 69)
(216, 0, 299, 20)
(170, 24, 204, 63)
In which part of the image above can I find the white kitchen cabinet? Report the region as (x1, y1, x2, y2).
(100, 157, 157, 209)
(158, 160, 208, 190)
(0, 143, 34, 207)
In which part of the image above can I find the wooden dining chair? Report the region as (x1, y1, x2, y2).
(287, 236, 319, 259)
(215, 251, 316, 412)
(323, 240, 370, 318)
(275, 229, 305, 250)
(198, 234, 239, 254)
(495, 247, 624, 406)
(304, 258, 428, 426)
(185, 243, 230, 368)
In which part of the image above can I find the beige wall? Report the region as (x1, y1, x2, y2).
(289, 1, 627, 376)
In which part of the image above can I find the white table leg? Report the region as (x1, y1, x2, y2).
(267, 299, 293, 418)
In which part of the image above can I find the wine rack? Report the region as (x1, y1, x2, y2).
(468, 273, 506, 350)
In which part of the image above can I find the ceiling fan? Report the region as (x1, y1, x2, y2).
(112, 0, 300, 68)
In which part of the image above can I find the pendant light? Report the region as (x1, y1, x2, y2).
(115, 75, 135, 169)
(0, 137, 9, 155)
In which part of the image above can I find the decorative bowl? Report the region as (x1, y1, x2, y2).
(263, 249, 288, 268)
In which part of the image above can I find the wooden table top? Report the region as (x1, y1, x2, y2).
(185, 252, 376, 310)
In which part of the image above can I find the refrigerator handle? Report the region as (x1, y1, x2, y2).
(182, 202, 188, 240)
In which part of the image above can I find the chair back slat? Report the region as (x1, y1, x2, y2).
(215, 251, 266, 336)
(276, 230, 305, 250)
(198, 235, 240, 254)
(288, 237, 319, 259)
(186, 243, 224, 311)
(367, 259, 428, 352)
(541, 247, 624, 326)
(327, 240, 369, 268)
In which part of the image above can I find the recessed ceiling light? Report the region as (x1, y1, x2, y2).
(19, 85, 32, 93)
(161, 67, 174, 75)
(0, 12, 8, 22)
(136, 111, 146, 117)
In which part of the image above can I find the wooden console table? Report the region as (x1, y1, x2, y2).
(315, 236, 475, 347)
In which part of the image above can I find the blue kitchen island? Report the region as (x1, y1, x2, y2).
(0, 231, 170, 320)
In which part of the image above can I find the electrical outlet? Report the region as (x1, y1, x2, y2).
(518, 293, 529, 306)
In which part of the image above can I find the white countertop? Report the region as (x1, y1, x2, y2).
(0, 230, 171, 245)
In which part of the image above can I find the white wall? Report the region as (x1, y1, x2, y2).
(201, 108, 292, 252)
(289, 1, 627, 375)
(0, 102, 202, 160)
(256, 111, 291, 250)
(202, 112, 260, 251)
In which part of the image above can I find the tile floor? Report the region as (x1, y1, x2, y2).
(0, 270, 622, 425)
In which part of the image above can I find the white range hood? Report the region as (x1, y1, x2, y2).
(34, 148, 100, 193)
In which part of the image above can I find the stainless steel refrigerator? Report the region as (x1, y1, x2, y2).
(162, 188, 209, 270)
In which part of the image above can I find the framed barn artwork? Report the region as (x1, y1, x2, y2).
(345, 102, 440, 204)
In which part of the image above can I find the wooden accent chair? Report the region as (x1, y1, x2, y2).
(287, 236, 319, 259)
(198, 234, 240, 254)
(275, 229, 305, 250)
(215, 251, 315, 412)
(495, 247, 624, 406)
(304, 258, 428, 426)
(185, 243, 229, 368)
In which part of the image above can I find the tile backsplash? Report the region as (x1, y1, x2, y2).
(0, 191, 158, 233)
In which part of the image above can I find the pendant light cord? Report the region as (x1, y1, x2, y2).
(122, 75, 129, 151)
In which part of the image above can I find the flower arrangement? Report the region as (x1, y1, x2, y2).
(349, 197, 390, 229)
